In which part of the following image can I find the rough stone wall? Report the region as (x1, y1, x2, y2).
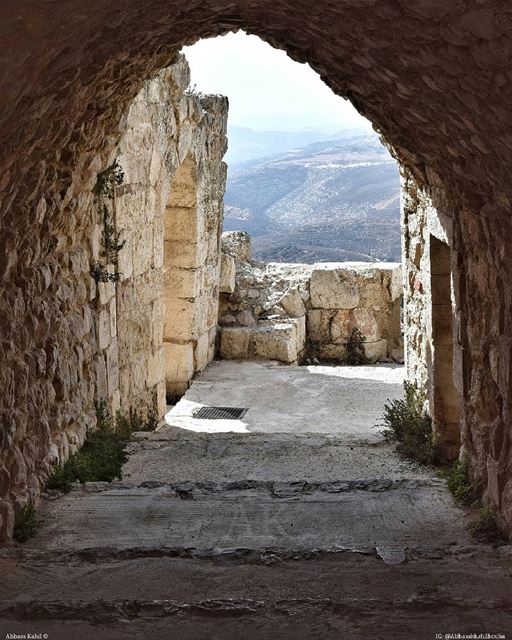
(402, 169, 463, 457)
(2, 0, 512, 537)
(219, 231, 403, 364)
(0, 56, 227, 541)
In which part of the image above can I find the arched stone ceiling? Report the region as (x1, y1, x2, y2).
(1, 0, 511, 221)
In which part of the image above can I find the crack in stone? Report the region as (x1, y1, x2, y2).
(44, 477, 444, 500)
(0, 543, 499, 567)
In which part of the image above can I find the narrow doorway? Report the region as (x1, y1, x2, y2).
(430, 235, 460, 457)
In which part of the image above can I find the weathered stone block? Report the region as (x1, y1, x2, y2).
(318, 343, 347, 361)
(293, 315, 307, 353)
(221, 231, 252, 263)
(95, 354, 108, 399)
(164, 239, 207, 270)
(219, 252, 236, 293)
(164, 341, 194, 386)
(310, 268, 360, 309)
(390, 266, 403, 301)
(363, 339, 388, 361)
(164, 205, 199, 242)
(98, 309, 111, 351)
(106, 342, 119, 396)
(151, 299, 165, 349)
(164, 266, 200, 298)
(279, 287, 305, 317)
(194, 332, 210, 372)
(353, 308, 380, 342)
(132, 226, 154, 277)
(156, 380, 167, 417)
(164, 296, 206, 342)
(147, 347, 164, 387)
(0, 500, 14, 543)
(307, 309, 331, 343)
(220, 327, 250, 360)
(250, 322, 298, 364)
(330, 310, 353, 343)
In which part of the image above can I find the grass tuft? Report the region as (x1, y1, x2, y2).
(445, 459, 474, 504)
(46, 401, 131, 493)
(13, 502, 38, 543)
(116, 408, 159, 434)
(471, 505, 504, 544)
(378, 381, 434, 465)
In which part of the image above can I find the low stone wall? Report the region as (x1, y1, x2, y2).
(218, 232, 403, 364)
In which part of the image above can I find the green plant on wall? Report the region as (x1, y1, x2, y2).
(93, 159, 124, 198)
(46, 401, 130, 492)
(90, 159, 125, 284)
(445, 458, 473, 504)
(102, 204, 126, 264)
(344, 327, 368, 365)
(90, 263, 122, 283)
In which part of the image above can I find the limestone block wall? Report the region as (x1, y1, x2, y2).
(218, 232, 403, 364)
(113, 61, 228, 410)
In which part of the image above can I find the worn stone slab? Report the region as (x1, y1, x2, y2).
(30, 479, 471, 553)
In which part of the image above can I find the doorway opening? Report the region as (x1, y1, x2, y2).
(429, 235, 461, 457)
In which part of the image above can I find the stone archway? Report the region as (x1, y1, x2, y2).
(1, 1, 512, 536)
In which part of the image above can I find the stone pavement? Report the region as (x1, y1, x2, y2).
(1, 361, 511, 639)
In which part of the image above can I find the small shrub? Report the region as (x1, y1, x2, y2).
(445, 459, 474, 504)
(471, 505, 503, 544)
(378, 381, 434, 465)
(13, 502, 38, 543)
(46, 402, 131, 493)
(345, 327, 368, 365)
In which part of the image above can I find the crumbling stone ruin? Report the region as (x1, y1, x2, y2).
(218, 231, 403, 365)
(2, 0, 512, 544)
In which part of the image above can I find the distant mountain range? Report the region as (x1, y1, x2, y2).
(223, 127, 401, 263)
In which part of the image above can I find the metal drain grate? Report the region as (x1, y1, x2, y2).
(193, 406, 248, 420)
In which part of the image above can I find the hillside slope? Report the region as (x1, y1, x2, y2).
(224, 129, 401, 263)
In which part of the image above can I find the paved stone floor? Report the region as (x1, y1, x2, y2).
(1, 361, 512, 639)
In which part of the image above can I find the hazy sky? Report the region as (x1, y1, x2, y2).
(183, 32, 370, 131)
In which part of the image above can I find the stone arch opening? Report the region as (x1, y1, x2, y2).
(1, 2, 512, 537)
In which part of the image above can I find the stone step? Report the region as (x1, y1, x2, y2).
(28, 479, 471, 554)
(124, 428, 431, 484)
(1, 544, 512, 640)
